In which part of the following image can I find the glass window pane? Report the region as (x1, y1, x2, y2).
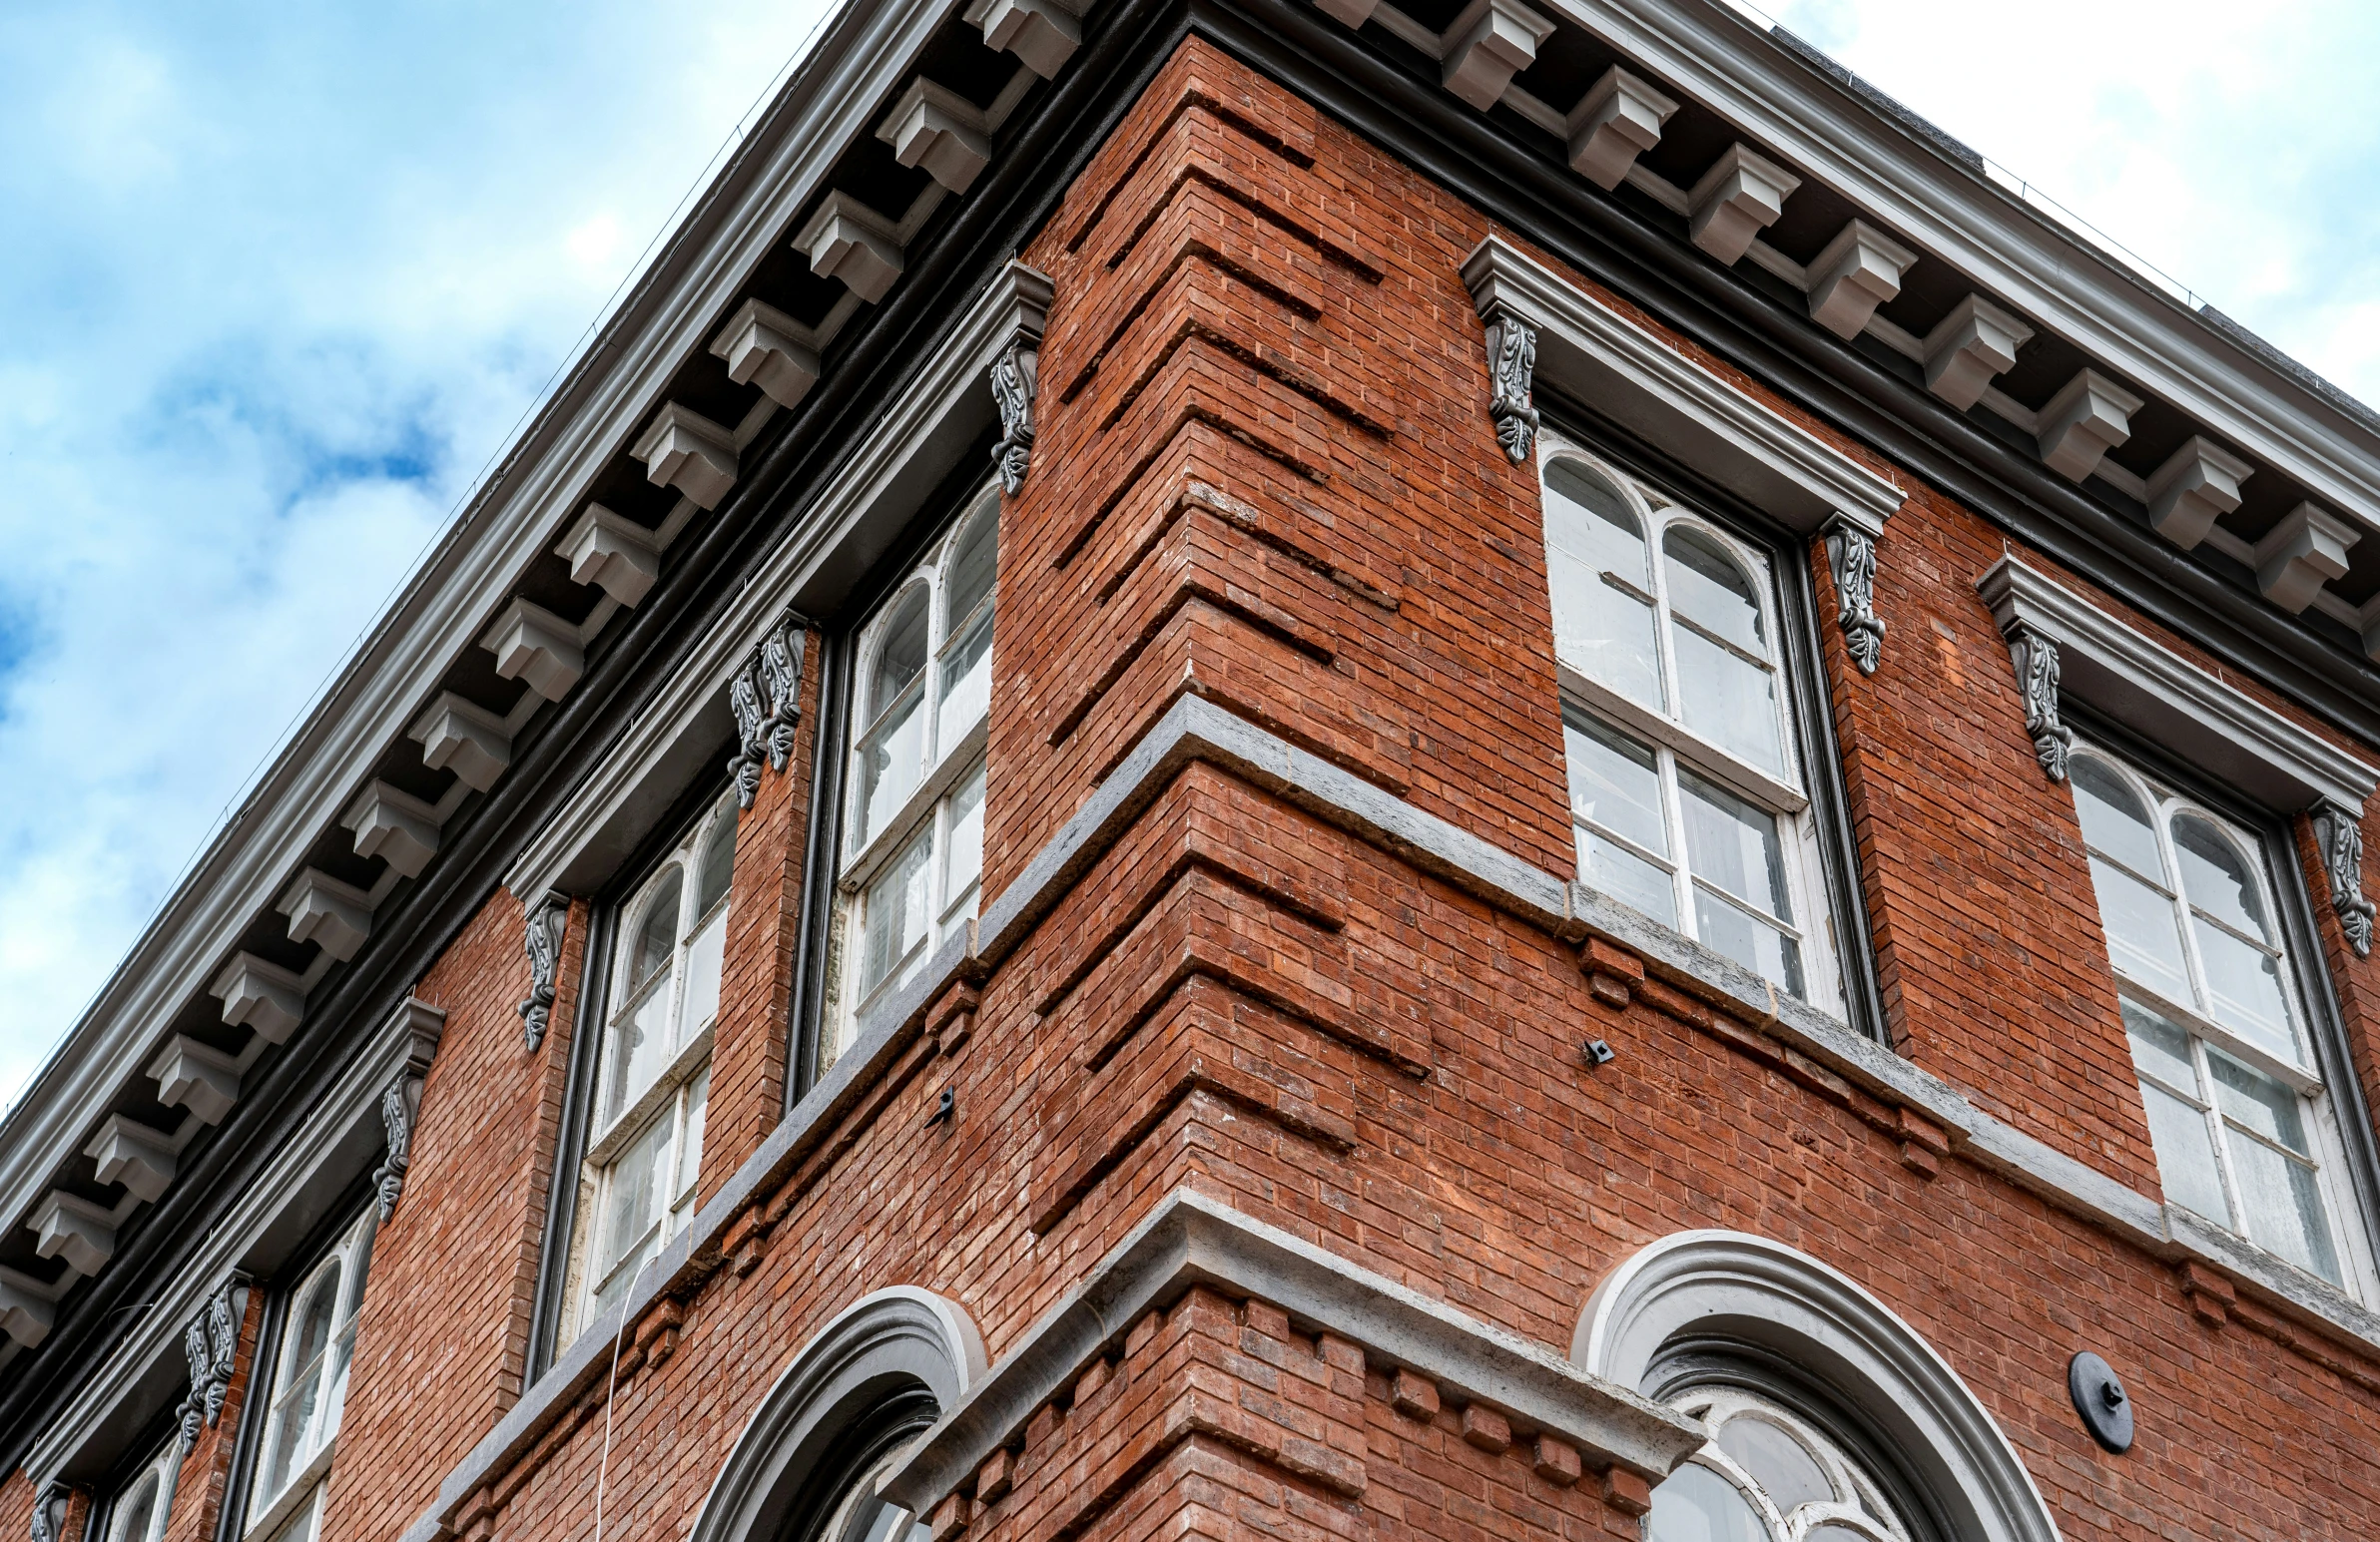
(596, 1114, 668, 1281)
(945, 504, 998, 630)
(2069, 757, 2164, 880)
(938, 607, 994, 747)
(1662, 527, 1768, 657)
(1563, 711, 1667, 856)
(290, 1267, 339, 1375)
(2120, 998, 2197, 1092)
(1679, 771, 1792, 923)
(631, 872, 681, 989)
(112, 1477, 158, 1542)
(868, 589, 930, 726)
(942, 763, 986, 926)
(1578, 827, 1678, 927)
(1714, 1416, 1832, 1516)
(860, 828, 933, 1002)
(1646, 1461, 1768, 1542)
(855, 684, 926, 850)
(2172, 814, 2273, 942)
(674, 1067, 711, 1214)
(2191, 916, 2296, 1062)
(680, 910, 726, 1037)
(602, 976, 673, 1127)
(2209, 1052, 2312, 1155)
(2086, 855, 2190, 1003)
(1671, 622, 1783, 776)
(694, 812, 737, 921)
(1543, 462, 1662, 710)
(2221, 1121, 2340, 1283)
(2138, 1079, 2230, 1225)
(1693, 885, 1805, 997)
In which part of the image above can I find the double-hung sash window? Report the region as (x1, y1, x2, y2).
(248, 1206, 376, 1541)
(831, 490, 996, 1065)
(559, 797, 738, 1343)
(2070, 747, 2363, 1287)
(1540, 444, 1836, 1009)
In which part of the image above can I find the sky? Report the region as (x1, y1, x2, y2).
(0, 0, 2375, 1114)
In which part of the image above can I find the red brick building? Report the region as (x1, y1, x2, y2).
(8, 3, 2380, 1541)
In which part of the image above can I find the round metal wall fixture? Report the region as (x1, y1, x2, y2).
(2068, 1351, 2133, 1453)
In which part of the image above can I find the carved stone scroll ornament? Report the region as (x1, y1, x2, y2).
(517, 893, 568, 1051)
(725, 612, 808, 809)
(1483, 312, 1539, 464)
(989, 336, 1038, 495)
(29, 1483, 68, 1542)
(1822, 517, 1885, 675)
(727, 664, 768, 810)
(2006, 625, 2073, 782)
(174, 1279, 246, 1454)
(2314, 800, 2377, 958)
(372, 1077, 417, 1221)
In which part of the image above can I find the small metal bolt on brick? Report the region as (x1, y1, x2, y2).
(2068, 1351, 2132, 1453)
(1581, 1039, 1616, 1068)
(925, 1086, 955, 1128)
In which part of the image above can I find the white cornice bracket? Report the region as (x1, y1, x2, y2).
(965, 0, 1089, 78)
(1566, 65, 1679, 190)
(149, 1036, 244, 1124)
(2253, 501, 2359, 615)
(1805, 220, 1918, 341)
(1921, 295, 2033, 411)
(630, 402, 740, 510)
(85, 1115, 180, 1203)
(557, 503, 666, 609)
(1312, 0, 1378, 24)
(708, 298, 824, 412)
(409, 692, 514, 791)
(2144, 435, 2254, 551)
(1441, 0, 1555, 112)
(479, 598, 588, 703)
(2036, 368, 2143, 482)
(211, 951, 307, 1043)
(32, 1192, 124, 1277)
(1686, 144, 1801, 266)
(877, 79, 995, 195)
(278, 869, 373, 963)
(795, 193, 906, 305)
(0, 1270, 54, 1347)
(342, 779, 442, 879)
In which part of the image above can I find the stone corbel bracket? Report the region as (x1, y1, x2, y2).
(2004, 623, 2072, 782)
(27, 1481, 70, 1542)
(726, 612, 811, 811)
(517, 894, 570, 1052)
(965, 0, 1093, 79)
(1481, 308, 1539, 464)
(880, 1190, 1707, 1520)
(376, 996, 446, 1199)
(1822, 513, 1886, 675)
(984, 260, 1055, 494)
(1441, 0, 1555, 111)
(173, 1276, 249, 1453)
(2313, 800, 2377, 958)
(1565, 65, 1678, 190)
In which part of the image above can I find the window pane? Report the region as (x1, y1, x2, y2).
(1646, 1462, 1767, 1542)
(1543, 462, 1662, 709)
(2138, 1079, 2230, 1225)
(2069, 757, 2163, 880)
(596, 1114, 668, 1285)
(2121, 998, 2197, 1091)
(602, 975, 673, 1127)
(860, 828, 933, 1002)
(1671, 622, 1783, 776)
(694, 812, 737, 921)
(112, 1477, 158, 1542)
(946, 504, 998, 630)
(680, 909, 726, 1037)
(2226, 1137, 2341, 1283)
(1679, 771, 1792, 922)
(631, 872, 681, 989)
(2086, 856, 2190, 1003)
(942, 763, 986, 928)
(2209, 1051, 2312, 1155)
(1563, 712, 1667, 856)
(1693, 885, 1805, 997)
(674, 1067, 711, 1216)
(2172, 814, 2273, 942)
(1579, 831, 1679, 928)
(855, 683, 926, 850)
(1714, 1416, 1831, 1515)
(2191, 916, 2296, 1061)
(1662, 527, 1767, 657)
(868, 589, 930, 725)
(938, 606, 994, 747)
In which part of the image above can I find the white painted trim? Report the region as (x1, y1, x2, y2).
(1461, 235, 1906, 537)
(1977, 555, 2377, 814)
(1575, 1230, 2062, 1542)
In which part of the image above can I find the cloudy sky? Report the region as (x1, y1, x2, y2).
(0, 0, 2375, 1112)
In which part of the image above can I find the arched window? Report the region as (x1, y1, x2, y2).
(1539, 443, 1829, 1007)
(2069, 746, 2366, 1288)
(688, 1288, 983, 1542)
(1579, 1231, 2061, 1542)
(833, 490, 998, 1065)
(557, 793, 741, 1346)
(101, 1440, 178, 1542)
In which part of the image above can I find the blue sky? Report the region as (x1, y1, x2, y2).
(1, 0, 2376, 1112)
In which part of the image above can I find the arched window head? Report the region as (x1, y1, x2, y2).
(1649, 1386, 1910, 1542)
(1544, 458, 1659, 709)
(870, 589, 931, 725)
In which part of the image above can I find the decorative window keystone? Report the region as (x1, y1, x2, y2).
(631, 401, 741, 510)
(1685, 145, 1801, 266)
(796, 193, 907, 305)
(2313, 799, 2377, 958)
(1440, 0, 1555, 112)
(518, 892, 569, 1052)
(878, 80, 996, 196)
(1482, 310, 1538, 464)
(1565, 65, 1677, 190)
(2036, 368, 2143, 482)
(1921, 294, 2033, 411)
(1805, 220, 1918, 341)
(1822, 514, 1886, 674)
(2144, 435, 2253, 551)
(2253, 501, 2358, 615)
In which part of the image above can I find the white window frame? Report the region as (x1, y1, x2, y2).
(102, 1438, 179, 1542)
(557, 795, 740, 1346)
(828, 488, 998, 1063)
(1652, 1384, 1910, 1542)
(245, 1206, 375, 1539)
(1538, 433, 1841, 1014)
(2069, 742, 2379, 1298)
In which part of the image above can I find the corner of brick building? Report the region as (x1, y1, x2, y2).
(317, 887, 588, 1542)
